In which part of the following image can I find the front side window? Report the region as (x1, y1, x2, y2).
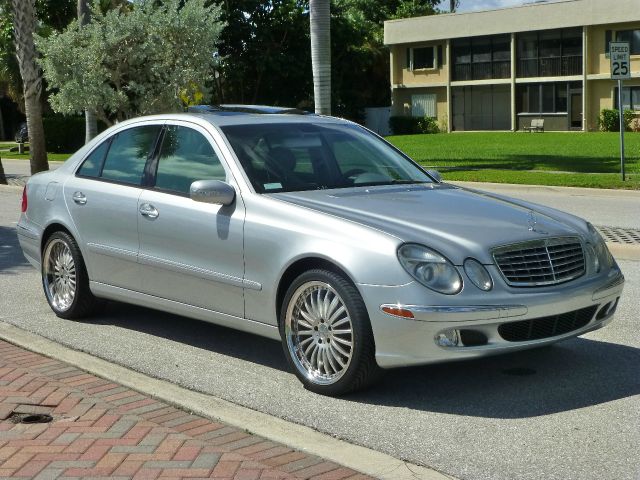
(154, 126, 226, 195)
(101, 126, 161, 185)
(222, 122, 433, 193)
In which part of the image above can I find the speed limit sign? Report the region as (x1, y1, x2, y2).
(610, 42, 631, 79)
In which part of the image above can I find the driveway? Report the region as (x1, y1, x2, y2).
(0, 186, 638, 480)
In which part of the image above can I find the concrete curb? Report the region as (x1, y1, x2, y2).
(0, 322, 454, 480)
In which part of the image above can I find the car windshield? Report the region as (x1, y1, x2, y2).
(221, 122, 433, 193)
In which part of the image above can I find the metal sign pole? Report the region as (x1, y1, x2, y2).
(618, 79, 625, 181)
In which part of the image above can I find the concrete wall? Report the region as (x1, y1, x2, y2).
(391, 87, 448, 128)
(391, 43, 448, 87)
(385, 0, 640, 45)
(588, 22, 640, 76)
(588, 78, 640, 131)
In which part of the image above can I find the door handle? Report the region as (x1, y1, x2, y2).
(72, 192, 87, 205)
(139, 203, 159, 219)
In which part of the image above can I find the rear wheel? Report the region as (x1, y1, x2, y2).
(280, 269, 381, 396)
(42, 231, 98, 319)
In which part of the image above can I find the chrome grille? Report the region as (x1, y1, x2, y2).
(493, 237, 585, 287)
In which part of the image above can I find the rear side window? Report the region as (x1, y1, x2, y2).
(77, 141, 109, 178)
(101, 126, 161, 186)
(154, 126, 226, 195)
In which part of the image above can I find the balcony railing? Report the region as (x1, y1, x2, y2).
(453, 61, 511, 81)
(517, 55, 582, 78)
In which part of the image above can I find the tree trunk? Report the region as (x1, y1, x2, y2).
(78, 0, 98, 143)
(310, 0, 331, 115)
(11, 0, 48, 174)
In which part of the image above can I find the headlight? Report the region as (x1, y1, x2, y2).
(398, 244, 463, 295)
(464, 258, 493, 291)
(586, 223, 614, 273)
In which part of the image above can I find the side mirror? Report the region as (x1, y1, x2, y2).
(190, 180, 235, 206)
(426, 169, 442, 183)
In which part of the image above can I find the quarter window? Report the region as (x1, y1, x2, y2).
(101, 126, 161, 186)
(77, 141, 109, 178)
(154, 126, 226, 195)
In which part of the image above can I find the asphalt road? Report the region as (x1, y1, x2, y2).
(1, 186, 639, 480)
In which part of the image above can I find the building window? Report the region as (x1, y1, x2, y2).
(615, 86, 640, 111)
(616, 30, 640, 55)
(452, 35, 510, 81)
(411, 94, 437, 118)
(407, 46, 437, 70)
(516, 28, 582, 77)
(517, 82, 575, 114)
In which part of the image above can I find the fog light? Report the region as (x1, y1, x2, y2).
(435, 329, 460, 347)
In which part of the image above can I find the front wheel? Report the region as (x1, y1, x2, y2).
(280, 269, 381, 396)
(42, 231, 98, 319)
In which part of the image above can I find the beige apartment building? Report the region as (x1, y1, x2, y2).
(384, 0, 640, 132)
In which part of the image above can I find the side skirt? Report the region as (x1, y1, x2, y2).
(89, 281, 280, 341)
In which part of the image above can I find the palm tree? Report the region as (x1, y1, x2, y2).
(78, 0, 97, 143)
(309, 0, 330, 115)
(11, 0, 48, 174)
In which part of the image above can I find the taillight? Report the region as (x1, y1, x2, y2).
(21, 186, 27, 213)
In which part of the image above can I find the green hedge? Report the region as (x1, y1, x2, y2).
(598, 109, 635, 132)
(43, 116, 85, 153)
(43, 115, 108, 153)
(389, 116, 440, 135)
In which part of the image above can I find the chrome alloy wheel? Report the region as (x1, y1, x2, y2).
(43, 239, 77, 312)
(285, 281, 354, 385)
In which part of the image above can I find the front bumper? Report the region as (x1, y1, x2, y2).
(360, 267, 625, 368)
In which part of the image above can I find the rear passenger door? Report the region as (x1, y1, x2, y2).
(64, 123, 162, 291)
(136, 122, 246, 318)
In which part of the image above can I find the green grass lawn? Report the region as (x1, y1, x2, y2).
(2, 132, 639, 189)
(387, 132, 640, 189)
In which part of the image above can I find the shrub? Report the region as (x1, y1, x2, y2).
(390, 116, 440, 135)
(598, 108, 635, 132)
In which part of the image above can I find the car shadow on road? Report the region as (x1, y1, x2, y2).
(92, 300, 639, 419)
(0, 226, 29, 273)
(92, 301, 288, 371)
(347, 337, 640, 418)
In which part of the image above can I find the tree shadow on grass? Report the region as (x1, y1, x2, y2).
(425, 154, 633, 174)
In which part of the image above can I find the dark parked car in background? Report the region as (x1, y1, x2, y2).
(15, 122, 28, 143)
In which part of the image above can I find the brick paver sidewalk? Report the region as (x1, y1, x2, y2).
(0, 340, 371, 480)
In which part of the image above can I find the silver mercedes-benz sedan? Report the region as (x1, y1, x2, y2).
(17, 108, 625, 395)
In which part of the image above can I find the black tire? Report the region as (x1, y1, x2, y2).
(41, 231, 98, 319)
(279, 269, 382, 396)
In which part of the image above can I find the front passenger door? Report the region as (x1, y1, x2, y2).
(137, 123, 245, 318)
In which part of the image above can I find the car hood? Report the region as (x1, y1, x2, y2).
(270, 183, 589, 265)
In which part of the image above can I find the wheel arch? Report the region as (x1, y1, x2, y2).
(275, 256, 359, 324)
(41, 222, 76, 253)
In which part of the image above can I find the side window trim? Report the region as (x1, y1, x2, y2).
(143, 125, 166, 188)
